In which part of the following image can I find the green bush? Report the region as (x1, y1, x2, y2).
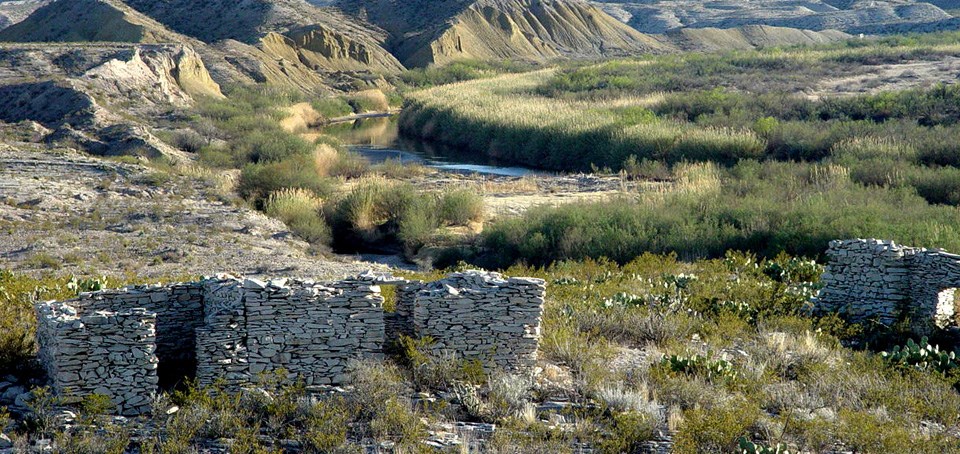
(668, 127, 765, 164)
(438, 189, 484, 225)
(327, 178, 442, 254)
(311, 97, 353, 119)
(674, 400, 760, 453)
(238, 154, 336, 205)
(264, 189, 331, 245)
(236, 130, 314, 164)
(836, 410, 915, 453)
(470, 160, 960, 267)
(399, 59, 534, 88)
(597, 411, 658, 453)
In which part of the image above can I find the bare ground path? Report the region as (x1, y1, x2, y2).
(0, 144, 383, 279)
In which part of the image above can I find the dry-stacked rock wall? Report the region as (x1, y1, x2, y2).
(58, 283, 204, 366)
(197, 276, 386, 388)
(412, 271, 546, 371)
(244, 277, 385, 386)
(196, 278, 248, 390)
(35, 271, 546, 414)
(35, 302, 158, 416)
(814, 239, 960, 334)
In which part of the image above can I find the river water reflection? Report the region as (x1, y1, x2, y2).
(318, 116, 543, 177)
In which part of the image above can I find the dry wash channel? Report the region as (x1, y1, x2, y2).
(34, 271, 546, 415)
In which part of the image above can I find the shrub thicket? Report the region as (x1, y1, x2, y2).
(462, 161, 960, 268)
(264, 189, 330, 246)
(400, 39, 960, 199)
(5, 248, 960, 451)
(326, 178, 483, 255)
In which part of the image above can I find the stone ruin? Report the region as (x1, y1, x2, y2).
(34, 271, 546, 416)
(814, 239, 960, 335)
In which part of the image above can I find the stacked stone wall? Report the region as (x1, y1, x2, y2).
(908, 249, 960, 333)
(196, 276, 386, 387)
(65, 283, 203, 365)
(196, 278, 248, 389)
(35, 270, 546, 414)
(35, 302, 157, 415)
(245, 277, 385, 385)
(814, 239, 960, 334)
(412, 271, 545, 372)
(814, 239, 912, 326)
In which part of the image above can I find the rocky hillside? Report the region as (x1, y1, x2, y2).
(0, 43, 222, 159)
(121, 0, 404, 73)
(0, 0, 188, 43)
(0, 0, 403, 92)
(0, 0, 48, 29)
(667, 25, 851, 51)
(594, 0, 960, 35)
(339, 0, 670, 67)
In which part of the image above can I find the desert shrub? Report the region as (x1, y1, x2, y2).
(237, 154, 336, 204)
(673, 400, 761, 453)
(328, 177, 397, 243)
(348, 89, 390, 113)
(397, 196, 439, 253)
(311, 97, 353, 119)
(303, 397, 353, 452)
(369, 397, 426, 446)
(346, 359, 406, 419)
(667, 127, 765, 164)
(438, 189, 484, 225)
(134, 171, 172, 187)
(0, 271, 92, 374)
(235, 130, 314, 164)
(575, 305, 698, 346)
(836, 410, 915, 453)
(471, 160, 960, 267)
(327, 178, 444, 253)
(54, 425, 130, 454)
(597, 411, 659, 453)
(264, 189, 330, 245)
(540, 324, 617, 389)
(159, 129, 208, 153)
(487, 372, 534, 419)
(593, 383, 660, 415)
(194, 86, 312, 168)
(396, 335, 485, 391)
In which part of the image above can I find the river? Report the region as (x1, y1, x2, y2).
(318, 116, 542, 177)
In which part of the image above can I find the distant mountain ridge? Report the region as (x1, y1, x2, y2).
(592, 0, 960, 35)
(0, 0, 876, 93)
(338, 0, 670, 66)
(0, 0, 404, 92)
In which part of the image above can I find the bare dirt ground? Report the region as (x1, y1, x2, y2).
(807, 55, 960, 98)
(0, 143, 383, 279)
